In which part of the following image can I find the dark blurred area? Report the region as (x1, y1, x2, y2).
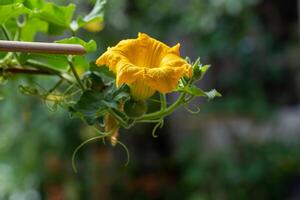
(1, 0, 300, 199)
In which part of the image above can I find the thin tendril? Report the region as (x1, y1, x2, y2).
(72, 127, 128, 173)
(148, 98, 162, 103)
(152, 119, 164, 138)
(115, 140, 130, 166)
(184, 104, 201, 114)
(72, 135, 108, 173)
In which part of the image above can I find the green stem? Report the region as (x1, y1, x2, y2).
(138, 119, 162, 123)
(46, 79, 64, 96)
(1, 25, 12, 40)
(137, 93, 186, 121)
(160, 93, 167, 110)
(68, 57, 85, 91)
(107, 108, 129, 128)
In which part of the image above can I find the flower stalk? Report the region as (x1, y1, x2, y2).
(68, 56, 85, 91)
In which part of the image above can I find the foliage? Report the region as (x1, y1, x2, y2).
(0, 0, 298, 198)
(0, 0, 220, 173)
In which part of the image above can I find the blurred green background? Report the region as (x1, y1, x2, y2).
(1, 0, 300, 199)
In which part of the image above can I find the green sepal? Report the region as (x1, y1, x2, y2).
(192, 57, 211, 81)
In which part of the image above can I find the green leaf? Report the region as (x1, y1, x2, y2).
(178, 85, 222, 100)
(20, 17, 48, 41)
(73, 91, 107, 124)
(20, 53, 69, 72)
(23, 0, 44, 9)
(72, 83, 130, 125)
(72, 0, 106, 31)
(36, 2, 75, 28)
(0, 0, 23, 5)
(82, 0, 106, 24)
(0, 3, 30, 24)
(181, 85, 207, 97)
(199, 64, 210, 79)
(55, 37, 97, 52)
(47, 24, 66, 35)
(72, 55, 90, 72)
(192, 57, 211, 80)
(89, 63, 115, 85)
(205, 89, 222, 100)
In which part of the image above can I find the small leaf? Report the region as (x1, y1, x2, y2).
(72, 0, 106, 31)
(205, 89, 222, 100)
(183, 85, 207, 97)
(192, 57, 211, 81)
(55, 37, 97, 52)
(81, 0, 106, 24)
(178, 85, 221, 100)
(199, 64, 210, 79)
(0, 3, 30, 24)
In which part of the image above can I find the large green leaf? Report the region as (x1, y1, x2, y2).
(35, 2, 75, 28)
(20, 17, 48, 41)
(55, 37, 97, 52)
(0, 3, 30, 24)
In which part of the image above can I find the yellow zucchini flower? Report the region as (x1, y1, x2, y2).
(96, 33, 192, 100)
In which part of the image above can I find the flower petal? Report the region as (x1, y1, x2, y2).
(96, 33, 192, 98)
(144, 66, 189, 93)
(142, 44, 192, 93)
(116, 59, 144, 87)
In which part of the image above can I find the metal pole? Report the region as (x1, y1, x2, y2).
(0, 40, 86, 55)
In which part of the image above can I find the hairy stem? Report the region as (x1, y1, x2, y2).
(137, 93, 186, 121)
(68, 57, 85, 91)
(160, 93, 167, 110)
